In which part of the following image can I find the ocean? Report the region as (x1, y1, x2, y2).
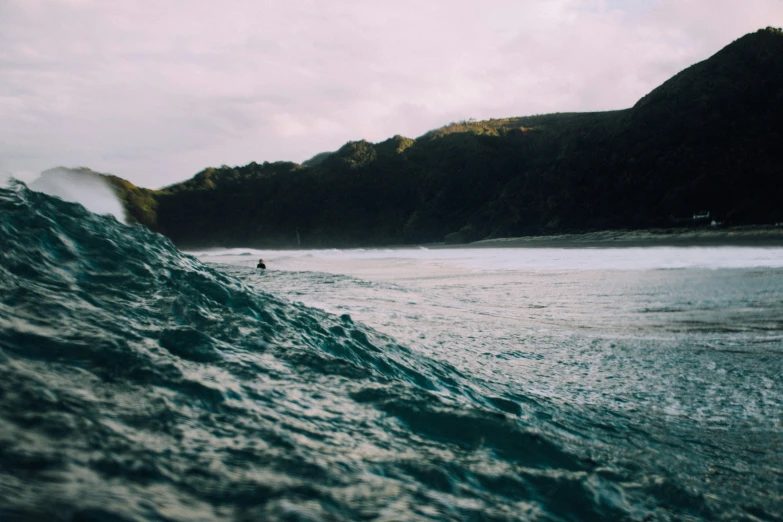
(1, 182, 782, 521)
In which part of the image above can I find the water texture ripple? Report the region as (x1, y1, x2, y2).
(1, 183, 781, 521)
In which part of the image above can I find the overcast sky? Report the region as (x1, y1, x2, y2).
(1, 0, 781, 188)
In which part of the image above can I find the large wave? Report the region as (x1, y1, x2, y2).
(1, 182, 754, 521)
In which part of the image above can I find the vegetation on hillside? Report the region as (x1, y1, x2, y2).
(96, 28, 783, 247)
(103, 176, 158, 227)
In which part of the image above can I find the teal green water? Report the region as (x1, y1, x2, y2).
(1, 182, 781, 521)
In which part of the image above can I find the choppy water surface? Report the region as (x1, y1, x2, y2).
(2, 183, 782, 521)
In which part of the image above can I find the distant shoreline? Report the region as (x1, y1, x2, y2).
(184, 227, 783, 252)
(449, 227, 783, 249)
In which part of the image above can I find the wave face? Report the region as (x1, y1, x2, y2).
(0, 183, 779, 521)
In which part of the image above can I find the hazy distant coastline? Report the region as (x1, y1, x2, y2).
(461, 226, 783, 249)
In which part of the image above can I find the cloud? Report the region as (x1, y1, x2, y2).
(1, 0, 780, 187)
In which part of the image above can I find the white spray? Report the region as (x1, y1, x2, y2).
(28, 167, 127, 224)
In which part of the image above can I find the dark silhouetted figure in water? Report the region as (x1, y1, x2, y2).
(257, 258, 266, 270)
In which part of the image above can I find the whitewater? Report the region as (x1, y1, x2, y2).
(1, 183, 782, 521)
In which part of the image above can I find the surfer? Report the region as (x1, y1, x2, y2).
(257, 258, 266, 270)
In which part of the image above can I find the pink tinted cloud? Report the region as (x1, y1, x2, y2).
(0, 0, 780, 186)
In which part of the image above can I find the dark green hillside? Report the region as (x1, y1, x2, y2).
(107, 27, 783, 247)
(103, 175, 158, 228)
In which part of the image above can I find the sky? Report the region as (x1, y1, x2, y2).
(1, 0, 781, 188)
